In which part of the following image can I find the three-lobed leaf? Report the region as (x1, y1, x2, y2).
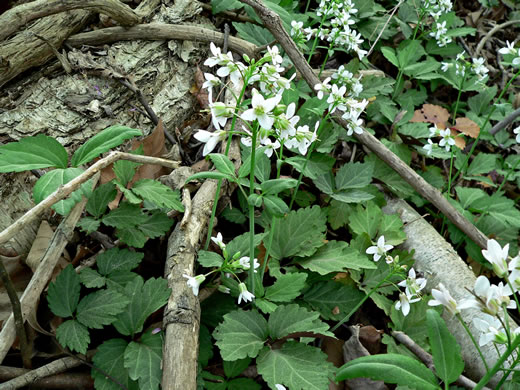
(76, 289, 130, 329)
(124, 330, 163, 390)
(47, 264, 80, 318)
(268, 304, 333, 340)
(97, 247, 144, 275)
(264, 273, 307, 302)
(131, 179, 184, 211)
(86, 182, 117, 218)
(56, 319, 90, 354)
(92, 338, 139, 390)
(71, 125, 142, 167)
(0, 134, 68, 172)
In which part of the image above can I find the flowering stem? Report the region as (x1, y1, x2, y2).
(440, 149, 455, 235)
(451, 71, 468, 124)
(456, 313, 489, 372)
(330, 269, 397, 333)
(451, 67, 520, 184)
(288, 118, 328, 210)
(307, 13, 328, 63)
(248, 123, 259, 293)
(496, 353, 520, 389)
(319, 46, 331, 78)
(474, 335, 520, 390)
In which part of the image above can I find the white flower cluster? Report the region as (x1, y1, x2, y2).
(290, 0, 366, 60)
(441, 51, 489, 83)
(314, 69, 368, 136)
(195, 43, 318, 157)
(429, 239, 520, 347)
(423, 125, 456, 155)
(423, 0, 453, 20)
(498, 41, 520, 66)
(429, 20, 452, 47)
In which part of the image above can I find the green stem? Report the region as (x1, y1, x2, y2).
(496, 353, 520, 389)
(451, 67, 520, 184)
(330, 269, 397, 333)
(457, 313, 489, 371)
(441, 148, 455, 235)
(307, 13, 328, 63)
(248, 124, 258, 293)
(451, 71, 468, 124)
(474, 335, 520, 390)
(319, 47, 331, 78)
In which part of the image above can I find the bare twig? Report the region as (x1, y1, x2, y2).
(0, 366, 92, 389)
(475, 20, 520, 57)
(200, 3, 259, 25)
(0, 152, 179, 248)
(66, 23, 259, 60)
(366, 0, 404, 57)
(0, 0, 140, 41)
(239, 0, 489, 250)
(392, 331, 490, 390)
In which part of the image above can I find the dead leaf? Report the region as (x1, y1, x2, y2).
(410, 104, 449, 129)
(321, 336, 345, 390)
(453, 117, 480, 138)
(451, 128, 466, 149)
(131, 119, 169, 181)
(358, 325, 383, 355)
(25, 221, 54, 273)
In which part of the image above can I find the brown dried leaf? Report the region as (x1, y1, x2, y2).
(131, 119, 169, 181)
(451, 128, 466, 150)
(454, 117, 480, 138)
(410, 104, 449, 129)
(321, 336, 345, 390)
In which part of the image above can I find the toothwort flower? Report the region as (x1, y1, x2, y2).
(241, 89, 282, 130)
(366, 236, 394, 262)
(194, 129, 227, 156)
(482, 239, 509, 278)
(183, 274, 206, 296)
(428, 283, 462, 316)
(239, 256, 260, 272)
(237, 282, 255, 304)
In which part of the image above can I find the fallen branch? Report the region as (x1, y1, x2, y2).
(0, 365, 92, 389)
(239, 0, 489, 250)
(66, 23, 259, 60)
(0, 0, 140, 42)
(0, 152, 179, 247)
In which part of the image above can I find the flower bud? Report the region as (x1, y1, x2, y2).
(273, 104, 287, 116)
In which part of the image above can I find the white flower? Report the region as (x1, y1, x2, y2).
(194, 129, 227, 156)
(210, 232, 226, 250)
(217, 61, 245, 86)
(262, 138, 281, 158)
(441, 62, 450, 72)
(482, 239, 509, 278)
(499, 40, 516, 55)
(428, 283, 462, 316)
(472, 57, 489, 81)
(438, 128, 455, 152)
(423, 139, 434, 155)
(267, 46, 283, 65)
(366, 236, 394, 262)
(398, 268, 427, 297)
(395, 292, 420, 316)
(204, 42, 223, 67)
(239, 256, 260, 272)
(461, 275, 515, 316)
(238, 282, 255, 304)
(314, 77, 331, 100)
(473, 313, 507, 346)
(241, 89, 281, 130)
(183, 274, 206, 296)
(290, 21, 303, 36)
(209, 100, 232, 130)
(202, 73, 220, 101)
(513, 126, 520, 143)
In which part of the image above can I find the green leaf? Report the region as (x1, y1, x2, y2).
(381, 46, 398, 68)
(33, 168, 92, 215)
(211, 0, 243, 14)
(233, 22, 274, 46)
(427, 309, 464, 384)
(264, 273, 307, 302)
(79, 267, 106, 288)
(87, 182, 117, 218)
(223, 357, 252, 378)
(106, 271, 141, 292)
(328, 200, 352, 230)
(348, 201, 383, 239)
(296, 241, 376, 275)
(199, 325, 214, 367)
(76, 289, 130, 329)
(213, 309, 268, 360)
(226, 232, 265, 259)
(198, 250, 224, 268)
(257, 341, 334, 390)
(92, 338, 138, 390)
(391, 299, 437, 347)
(186, 171, 236, 183)
(336, 354, 439, 389)
(264, 195, 289, 217)
(56, 319, 90, 354)
(228, 377, 261, 390)
(466, 153, 497, 176)
(47, 264, 80, 318)
(102, 202, 148, 229)
(303, 280, 365, 321)
(397, 40, 425, 68)
(113, 154, 141, 187)
(268, 304, 333, 339)
(116, 181, 142, 204)
(131, 179, 184, 211)
(124, 330, 163, 390)
(313, 171, 335, 195)
(255, 298, 278, 314)
(97, 247, 144, 275)
(209, 153, 236, 177)
(468, 86, 497, 116)
(269, 206, 327, 260)
(261, 178, 298, 195)
(455, 187, 487, 209)
(331, 189, 375, 203)
(222, 206, 247, 224)
(139, 211, 174, 238)
(77, 217, 101, 235)
(113, 277, 170, 336)
(0, 134, 68, 172)
(117, 228, 148, 248)
(71, 125, 142, 167)
(285, 153, 335, 180)
(335, 162, 373, 190)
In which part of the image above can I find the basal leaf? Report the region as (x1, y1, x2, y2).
(285, 153, 336, 180)
(296, 240, 376, 275)
(303, 280, 365, 321)
(47, 264, 80, 318)
(56, 319, 90, 354)
(263, 195, 289, 217)
(86, 182, 117, 218)
(257, 341, 334, 390)
(124, 330, 163, 390)
(335, 162, 373, 190)
(226, 232, 265, 259)
(198, 250, 225, 268)
(76, 289, 130, 329)
(331, 189, 375, 203)
(131, 179, 184, 211)
(427, 309, 464, 384)
(213, 309, 268, 360)
(97, 247, 144, 275)
(79, 267, 106, 288)
(264, 273, 307, 302)
(117, 228, 148, 248)
(138, 211, 174, 238)
(268, 304, 333, 340)
(336, 354, 439, 389)
(313, 171, 335, 195)
(116, 181, 142, 204)
(211, 0, 243, 14)
(223, 357, 252, 378)
(269, 206, 327, 260)
(327, 200, 352, 230)
(113, 156, 141, 187)
(102, 202, 148, 229)
(71, 125, 142, 167)
(221, 206, 247, 224)
(0, 134, 68, 172)
(113, 277, 170, 336)
(199, 325, 214, 367)
(347, 201, 383, 239)
(77, 216, 101, 234)
(255, 298, 278, 314)
(92, 339, 139, 390)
